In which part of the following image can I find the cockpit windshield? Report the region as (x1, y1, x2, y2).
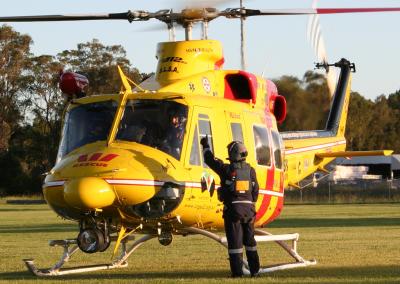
(57, 100, 117, 159)
(116, 100, 188, 160)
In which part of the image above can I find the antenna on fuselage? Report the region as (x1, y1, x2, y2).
(240, 0, 247, 71)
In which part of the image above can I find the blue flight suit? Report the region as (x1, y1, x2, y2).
(203, 147, 260, 277)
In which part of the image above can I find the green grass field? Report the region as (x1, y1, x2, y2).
(0, 201, 399, 283)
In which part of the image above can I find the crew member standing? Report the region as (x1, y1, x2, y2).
(200, 136, 260, 277)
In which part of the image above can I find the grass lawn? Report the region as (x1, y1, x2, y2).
(0, 201, 399, 283)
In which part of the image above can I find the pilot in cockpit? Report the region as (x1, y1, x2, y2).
(161, 107, 186, 159)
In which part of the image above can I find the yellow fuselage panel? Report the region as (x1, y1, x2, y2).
(44, 142, 191, 213)
(284, 136, 346, 187)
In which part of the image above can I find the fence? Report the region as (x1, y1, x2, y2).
(284, 179, 400, 204)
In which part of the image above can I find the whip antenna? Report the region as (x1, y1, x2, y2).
(240, 0, 247, 70)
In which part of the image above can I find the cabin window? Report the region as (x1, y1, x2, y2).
(271, 130, 284, 169)
(199, 114, 214, 167)
(230, 122, 244, 142)
(189, 126, 201, 166)
(253, 126, 271, 167)
(116, 100, 188, 160)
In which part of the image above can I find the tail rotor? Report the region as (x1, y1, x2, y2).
(307, 0, 337, 96)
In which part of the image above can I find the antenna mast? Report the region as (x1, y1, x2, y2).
(240, 0, 247, 70)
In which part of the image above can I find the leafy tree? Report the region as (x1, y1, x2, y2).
(0, 27, 148, 195)
(345, 92, 374, 150)
(57, 39, 142, 95)
(387, 90, 400, 110)
(22, 55, 65, 173)
(0, 25, 32, 152)
(275, 71, 330, 131)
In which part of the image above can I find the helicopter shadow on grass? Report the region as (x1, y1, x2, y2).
(268, 217, 400, 228)
(267, 265, 400, 283)
(0, 270, 235, 281)
(1, 265, 399, 281)
(0, 208, 49, 212)
(0, 223, 77, 234)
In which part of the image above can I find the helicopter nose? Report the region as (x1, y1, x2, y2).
(63, 177, 115, 210)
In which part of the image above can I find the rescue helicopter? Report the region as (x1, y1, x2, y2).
(0, 2, 397, 277)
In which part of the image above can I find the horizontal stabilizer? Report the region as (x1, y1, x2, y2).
(316, 150, 393, 158)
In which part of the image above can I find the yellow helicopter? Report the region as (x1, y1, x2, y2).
(0, 3, 397, 277)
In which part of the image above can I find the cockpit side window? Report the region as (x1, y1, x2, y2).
(230, 122, 244, 142)
(189, 125, 201, 166)
(198, 114, 214, 168)
(116, 100, 188, 160)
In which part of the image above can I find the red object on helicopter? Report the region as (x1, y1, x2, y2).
(59, 71, 89, 98)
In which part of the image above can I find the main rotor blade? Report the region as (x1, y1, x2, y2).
(0, 13, 132, 22)
(241, 7, 400, 16)
(2, 7, 400, 25)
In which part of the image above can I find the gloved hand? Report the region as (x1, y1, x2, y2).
(200, 135, 210, 149)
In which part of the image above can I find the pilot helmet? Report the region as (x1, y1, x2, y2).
(168, 107, 186, 126)
(227, 141, 248, 162)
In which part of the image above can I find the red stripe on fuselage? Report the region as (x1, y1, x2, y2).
(263, 171, 284, 225)
(99, 154, 119, 162)
(89, 153, 102, 161)
(256, 167, 275, 221)
(78, 154, 88, 162)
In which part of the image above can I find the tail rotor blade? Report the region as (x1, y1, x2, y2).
(307, 1, 337, 96)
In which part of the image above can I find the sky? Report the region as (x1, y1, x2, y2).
(2, 0, 400, 100)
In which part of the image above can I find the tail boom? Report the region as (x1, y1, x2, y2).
(282, 59, 355, 187)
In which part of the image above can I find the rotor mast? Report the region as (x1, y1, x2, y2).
(184, 22, 193, 40)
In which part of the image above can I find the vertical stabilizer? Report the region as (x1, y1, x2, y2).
(324, 58, 355, 137)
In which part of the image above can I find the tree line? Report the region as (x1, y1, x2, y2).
(0, 25, 399, 195)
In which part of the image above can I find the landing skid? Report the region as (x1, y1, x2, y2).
(23, 235, 154, 276)
(24, 228, 315, 276)
(183, 227, 316, 274)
